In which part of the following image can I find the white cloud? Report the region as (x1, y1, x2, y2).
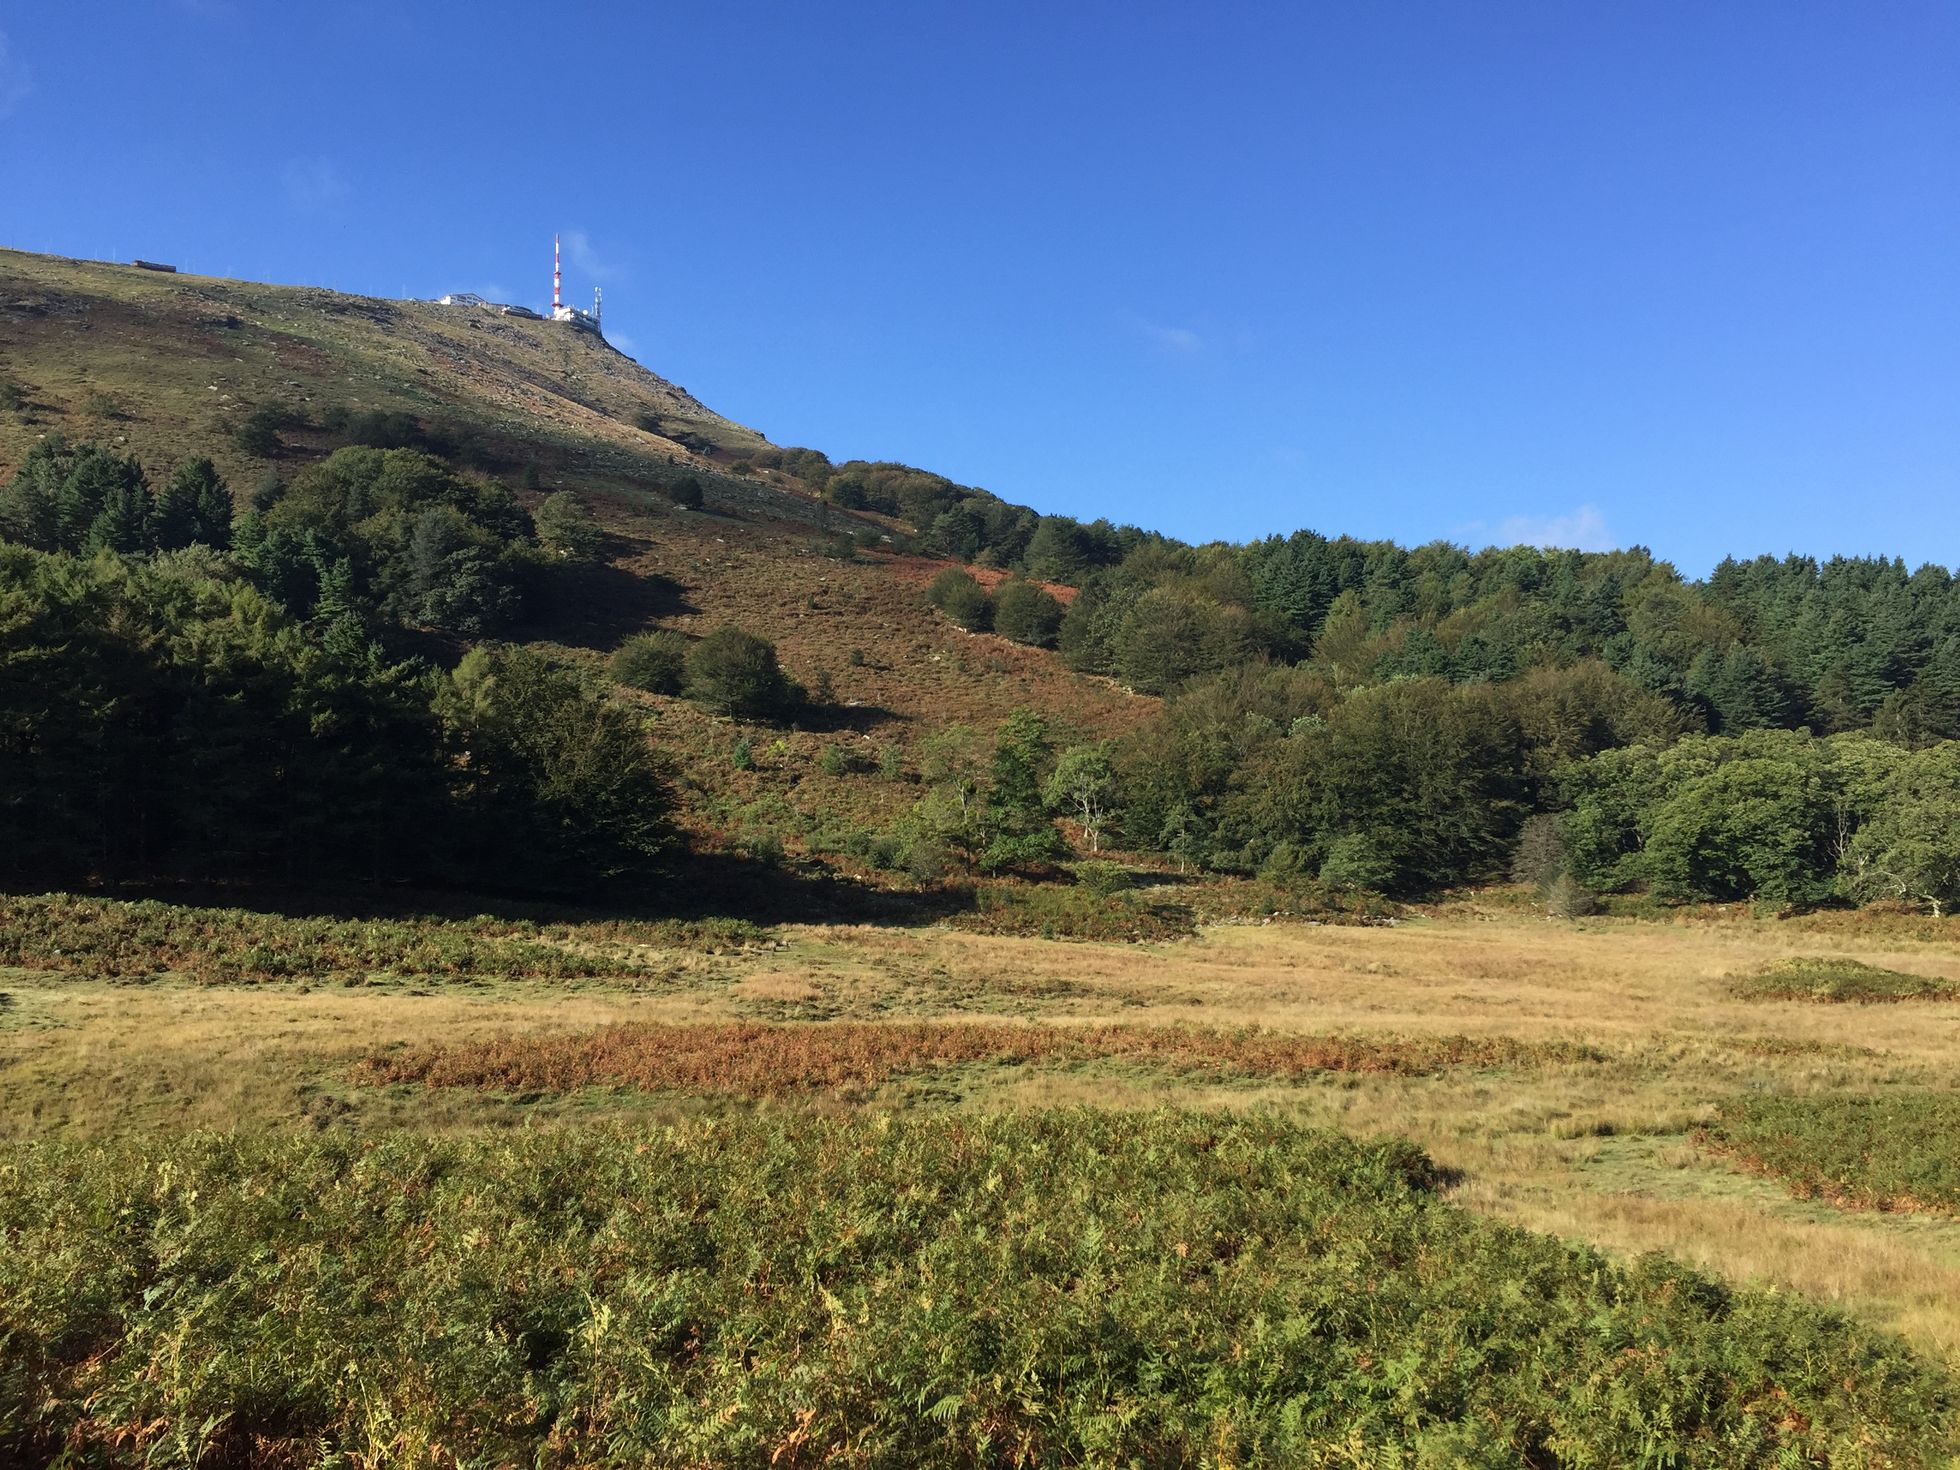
(562, 229, 619, 281)
(0, 31, 33, 119)
(1123, 310, 1203, 354)
(1490, 504, 1614, 552)
(1147, 322, 1202, 353)
(606, 330, 638, 355)
(281, 157, 349, 212)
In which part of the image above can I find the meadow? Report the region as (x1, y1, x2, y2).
(5, 890, 1960, 1464)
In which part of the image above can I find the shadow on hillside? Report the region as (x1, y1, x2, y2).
(658, 852, 975, 928)
(528, 561, 694, 651)
(39, 855, 975, 932)
(796, 701, 911, 736)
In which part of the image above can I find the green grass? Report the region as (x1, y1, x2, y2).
(1727, 956, 1960, 1004)
(3, 1112, 1954, 1468)
(950, 882, 1198, 942)
(0, 892, 770, 984)
(1703, 1093, 1960, 1215)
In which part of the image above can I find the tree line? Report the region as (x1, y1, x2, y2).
(830, 660, 1956, 917)
(9, 427, 1956, 915)
(759, 443, 1960, 743)
(0, 442, 668, 894)
(1098, 662, 1959, 914)
(749, 441, 1960, 913)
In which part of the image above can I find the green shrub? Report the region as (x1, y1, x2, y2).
(992, 577, 1064, 647)
(955, 883, 1193, 942)
(1072, 858, 1132, 896)
(0, 893, 762, 984)
(665, 475, 704, 510)
(609, 630, 689, 694)
(231, 402, 291, 456)
(1727, 956, 1958, 1004)
(685, 626, 798, 720)
(534, 490, 602, 562)
(926, 567, 993, 631)
(1180, 875, 1401, 926)
(1702, 1092, 1960, 1212)
(6, 1113, 1952, 1466)
(1318, 832, 1397, 892)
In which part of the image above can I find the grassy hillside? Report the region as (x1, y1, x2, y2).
(0, 248, 1154, 862)
(0, 247, 764, 468)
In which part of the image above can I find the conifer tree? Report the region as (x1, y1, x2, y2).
(84, 478, 155, 555)
(152, 458, 231, 550)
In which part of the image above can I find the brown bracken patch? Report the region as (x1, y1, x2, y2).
(355, 1021, 1597, 1100)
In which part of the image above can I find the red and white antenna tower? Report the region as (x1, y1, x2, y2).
(552, 233, 562, 312)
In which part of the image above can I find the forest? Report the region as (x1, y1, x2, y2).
(4, 432, 1958, 916)
(795, 447, 1960, 912)
(0, 442, 670, 892)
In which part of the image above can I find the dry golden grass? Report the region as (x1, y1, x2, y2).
(7, 901, 1960, 1363)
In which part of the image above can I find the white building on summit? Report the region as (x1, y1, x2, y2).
(549, 234, 602, 335)
(433, 238, 602, 333)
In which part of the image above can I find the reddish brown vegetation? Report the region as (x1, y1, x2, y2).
(357, 1021, 1596, 1099)
(883, 554, 1079, 605)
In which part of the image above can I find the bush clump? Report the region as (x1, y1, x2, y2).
(684, 626, 798, 720)
(1072, 859, 1132, 897)
(609, 630, 689, 695)
(926, 567, 993, 631)
(1728, 956, 1959, 1004)
(953, 882, 1194, 942)
(1701, 1092, 1960, 1213)
(534, 491, 602, 562)
(0, 893, 765, 984)
(992, 577, 1064, 647)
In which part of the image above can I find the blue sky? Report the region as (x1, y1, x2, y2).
(2, 2, 1955, 574)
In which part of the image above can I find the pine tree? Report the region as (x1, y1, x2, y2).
(56, 446, 148, 551)
(0, 438, 68, 549)
(84, 479, 155, 555)
(153, 459, 230, 550)
(192, 462, 234, 549)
